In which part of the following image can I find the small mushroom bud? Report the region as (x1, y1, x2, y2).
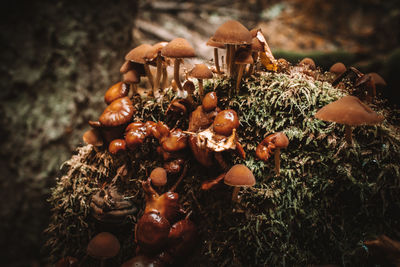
(99, 97, 135, 127)
(87, 232, 120, 267)
(108, 139, 126, 154)
(212, 109, 239, 136)
(202, 91, 218, 112)
(150, 167, 168, 187)
(104, 82, 130, 105)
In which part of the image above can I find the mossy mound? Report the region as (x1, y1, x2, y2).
(46, 70, 400, 266)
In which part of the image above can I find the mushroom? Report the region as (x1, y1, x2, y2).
(150, 167, 168, 187)
(256, 132, 289, 175)
(124, 122, 148, 151)
(108, 139, 126, 154)
(234, 47, 253, 94)
(247, 36, 264, 76)
(299, 57, 316, 70)
(125, 44, 154, 91)
(161, 38, 195, 92)
(82, 128, 103, 147)
(368, 72, 387, 88)
(86, 232, 120, 267)
(277, 58, 290, 73)
(104, 82, 130, 105)
(211, 20, 252, 77)
(206, 37, 225, 74)
(314, 95, 384, 145)
(122, 69, 141, 95)
(99, 97, 135, 128)
(224, 164, 255, 202)
(329, 62, 346, 77)
(202, 91, 218, 112)
(212, 109, 240, 136)
(189, 64, 213, 100)
(144, 42, 169, 96)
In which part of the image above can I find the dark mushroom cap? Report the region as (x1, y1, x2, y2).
(150, 167, 168, 187)
(206, 37, 225, 49)
(162, 129, 188, 152)
(202, 91, 218, 112)
(161, 38, 196, 58)
(315, 95, 384, 126)
(368, 72, 387, 87)
(211, 20, 252, 45)
(329, 62, 346, 76)
(224, 164, 255, 187)
(299, 57, 316, 70)
(83, 128, 103, 147)
(125, 122, 148, 150)
(125, 44, 152, 64)
(190, 64, 213, 79)
(108, 139, 126, 154)
(87, 232, 120, 260)
(213, 109, 240, 136)
(104, 82, 130, 105)
(99, 97, 135, 127)
(136, 212, 171, 252)
(235, 47, 254, 65)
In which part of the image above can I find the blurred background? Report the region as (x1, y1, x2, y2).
(0, 0, 399, 266)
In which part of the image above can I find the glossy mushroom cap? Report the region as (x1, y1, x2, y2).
(87, 232, 120, 260)
(161, 38, 196, 58)
(235, 48, 254, 65)
(202, 91, 218, 112)
(161, 129, 188, 152)
(299, 57, 316, 70)
(83, 128, 103, 147)
(329, 62, 346, 76)
(136, 212, 171, 253)
(99, 97, 135, 127)
(108, 139, 126, 154)
(124, 122, 148, 150)
(315, 95, 384, 126)
(224, 164, 255, 187)
(125, 44, 152, 64)
(213, 109, 239, 136)
(206, 37, 225, 49)
(190, 64, 213, 79)
(104, 82, 130, 105)
(211, 20, 252, 45)
(150, 167, 168, 187)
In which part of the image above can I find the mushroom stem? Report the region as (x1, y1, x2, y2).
(144, 63, 154, 91)
(229, 45, 236, 77)
(131, 84, 138, 96)
(161, 64, 168, 90)
(174, 58, 183, 91)
(198, 78, 204, 100)
(153, 55, 162, 97)
(214, 48, 221, 74)
(247, 52, 258, 76)
(170, 163, 188, 192)
(201, 173, 225, 190)
(232, 187, 240, 202)
(345, 124, 353, 145)
(274, 148, 281, 175)
(226, 45, 231, 75)
(236, 64, 245, 94)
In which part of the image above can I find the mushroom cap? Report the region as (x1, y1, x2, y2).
(212, 20, 252, 45)
(83, 128, 103, 147)
(144, 41, 168, 61)
(250, 27, 261, 38)
(125, 122, 148, 150)
(315, 95, 384, 126)
(368, 72, 387, 87)
(251, 37, 264, 52)
(99, 97, 135, 127)
(202, 91, 218, 112)
(87, 232, 120, 260)
(104, 82, 130, 104)
(136, 212, 171, 252)
(213, 109, 240, 136)
(329, 62, 346, 76)
(224, 164, 255, 187)
(123, 69, 140, 84)
(273, 132, 289, 149)
(299, 57, 316, 70)
(108, 139, 126, 154)
(190, 64, 213, 79)
(206, 37, 225, 49)
(161, 38, 196, 58)
(125, 44, 152, 64)
(235, 47, 254, 65)
(150, 167, 167, 187)
(120, 60, 132, 74)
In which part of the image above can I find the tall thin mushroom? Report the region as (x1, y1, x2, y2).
(206, 37, 225, 74)
(234, 47, 253, 94)
(189, 64, 213, 100)
(125, 44, 154, 91)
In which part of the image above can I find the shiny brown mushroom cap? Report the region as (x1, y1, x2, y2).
(235, 48, 254, 65)
(315, 95, 384, 126)
(87, 232, 120, 260)
(213, 109, 240, 136)
(83, 128, 103, 147)
(104, 82, 130, 104)
(190, 64, 213, 79)
(206, 37, 225, 49)
(99, 97, 135, 127)
(329, 62, 346, 76)
(161, 38, 196, 58)
(125, 44, 152, 64)
(202, 91, 218, 112)
(224, 164, 255, 187)
(369, 72, 387, 87)
(211, 20, 252, 45)
(150, 167, 168, 187)
(299, 57, 316, 70)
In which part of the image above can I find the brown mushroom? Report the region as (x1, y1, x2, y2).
(87, 232, 120, 267)
(99, 97, 135, 127)
(150, 167, 168, 187)
(234, 47, 253, 94)
(368, 72, 387, 88)
(161, 38, 195, 92)
(125, 44, 154, 91)
(329, 62, 346, 77)
(144, 42, 169, 96)
(211, 20, 252, 77)
(224, 164, 255, 202)
(299, 57, 316, 70)
(104, 82, 130, 105)
(202, 91, 218, 112)
(315, 95, 384, 145)
(83, 128, 103, 147)
(108, 139, 126, 154)
(189, 64, 213, 100)
(256, 132, 289, 175)
(124, 122, 148, 151)
(212, 109, 239, 136)
(206, 37, 225, 74)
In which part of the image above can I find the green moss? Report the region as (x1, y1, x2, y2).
(46, 70, 400, 266)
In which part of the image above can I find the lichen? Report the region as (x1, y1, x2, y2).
(46, 70, 400, 266)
